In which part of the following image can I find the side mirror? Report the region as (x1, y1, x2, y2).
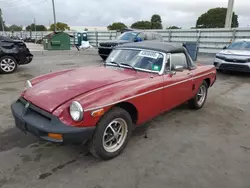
(174, 65, 184, 72)
(223, 46, 227, 49)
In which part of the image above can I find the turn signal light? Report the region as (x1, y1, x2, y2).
(48, 133, 63, 141)
(91, 109, 104, 117)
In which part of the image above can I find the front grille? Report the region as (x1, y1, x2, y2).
(220, 64, 250, 72)
(99, 43, 117, 48)
(216, 55, 250, 63)
(224, 58, 248, 63)
(19, 97, 51, 121)
(98, 48, 112, 54)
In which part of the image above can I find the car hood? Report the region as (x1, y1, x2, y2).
(219, 49, 250, 56)
(23, 66, 136, 113)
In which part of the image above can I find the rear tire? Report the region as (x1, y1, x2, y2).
(188, 81, 208, 109)
(88, 107, 132, 160)
(0, 56, 18, 74)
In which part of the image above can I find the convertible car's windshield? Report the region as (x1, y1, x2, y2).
(106, 49, 164, 73)
(227, 41, 250, 50)
(116, 32, 138, 41)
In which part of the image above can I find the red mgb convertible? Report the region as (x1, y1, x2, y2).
(11, 41, 216, 160)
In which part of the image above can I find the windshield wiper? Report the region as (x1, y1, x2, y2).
(109, 61, 121, 68)
(119, 63, 137, 72)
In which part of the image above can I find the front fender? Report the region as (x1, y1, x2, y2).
(52, 75, 163, 127)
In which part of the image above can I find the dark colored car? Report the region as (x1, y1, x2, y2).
(23, 37, 36, 43)
(98, 31, 164, 60)
(0, 36, 33, 74)
(10, 36, 22, 40)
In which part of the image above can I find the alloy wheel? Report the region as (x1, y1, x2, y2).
(0, 58, 16, 73)
(197, 85, 207, 106)
(102, 118, 128, 153)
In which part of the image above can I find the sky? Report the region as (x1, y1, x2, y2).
(0, 0, 250, 28)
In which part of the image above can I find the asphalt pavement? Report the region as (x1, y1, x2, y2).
(0, 50, 250, 188)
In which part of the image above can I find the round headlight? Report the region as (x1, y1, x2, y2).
(25, 80, 32, 90)
(70, 101, 83, 121)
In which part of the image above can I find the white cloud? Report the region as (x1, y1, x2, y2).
(0, 0, 249, 28)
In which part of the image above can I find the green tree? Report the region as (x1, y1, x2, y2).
(167, 26, 181, 29)
(107, 22, 127, 31)
(131, 21, 151, 29)
(8, 24, 23, 31)
(150, 14, 163, 29)
(26, 24, 47, 31)
(49, 22, 70, 31)
(196, 7, 238, 28)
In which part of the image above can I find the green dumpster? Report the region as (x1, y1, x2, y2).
(43, 32, 72, 50)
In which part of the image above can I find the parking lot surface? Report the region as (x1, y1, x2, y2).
(0, 51, 250, 188)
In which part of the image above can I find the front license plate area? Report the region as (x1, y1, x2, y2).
(15, 117, 27, 134)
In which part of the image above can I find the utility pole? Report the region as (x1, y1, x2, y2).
(0, 9, 5, 33)
(34, 18, 36, 32)
(52, 0, 57, 32)
(34, 18, 37, 42)
(225, 0, 235, 28)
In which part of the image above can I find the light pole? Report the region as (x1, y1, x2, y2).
(225, 0, 235, 28)
(34, 18, 36, 32)
(52, 0, 57, 32)
(0, 9, 5, 33)
(34, 18, 37, 42)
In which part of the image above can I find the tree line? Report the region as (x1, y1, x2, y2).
(108, 7, 239, 31)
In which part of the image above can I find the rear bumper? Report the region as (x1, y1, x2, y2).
(15, 49, 33, 65)
(11, 97, 95, 144)
(18, 55, 33, 65)
(214, 58, 250, 73)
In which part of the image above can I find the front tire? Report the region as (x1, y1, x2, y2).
(0, 56, 18, 74)
(188, 81, 208, 109)
(88, 107, 132, 160)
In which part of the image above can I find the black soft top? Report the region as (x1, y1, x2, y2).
(116, 41, 185, 53)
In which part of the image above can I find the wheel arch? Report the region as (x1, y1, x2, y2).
(114, 102, 138, 125)
(204, 78, 211, 87)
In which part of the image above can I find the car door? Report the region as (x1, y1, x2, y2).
(162, 52, 194, 111)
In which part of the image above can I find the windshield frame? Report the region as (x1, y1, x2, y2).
(105, 47, 167, 75)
